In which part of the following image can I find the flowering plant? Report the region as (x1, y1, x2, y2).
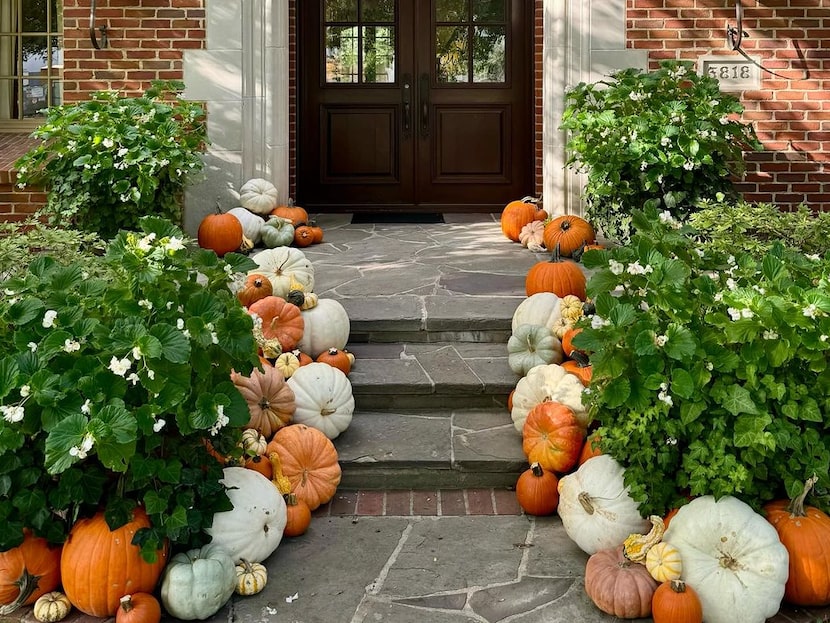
(0, 217, 259, 559)
(14, 81, 206, 239)
(560, 60, 762, 242)
(575, 207, 830, 516)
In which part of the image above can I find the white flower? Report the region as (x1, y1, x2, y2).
(608, 259, 625, 275)
(658, 211, 675, 225)
(640, 301, 650, 311)
(695, 248, 705, 258)
(102, 138, 114, 148)
(63, 339, 81, 353)
(719, 115, 730, 125)
(763, 330, 779, 340)
(706, 361, 714, 371)
(626, 261, 652, 275)
(182, 330, 191, 339)
(1, 405, 25, 423)
(629, 91, 645, 101)
(806, 253, 821, 261)
(126, 373, 140, 386)
(727, 307, 741, 321)
(640, 162, 648, 171)
(224, 264, 233, 275)
(741, 308, 754, 319)
(683, 161, 695, 171)
(714, 292, 724, 302)
(820, 335, 828, 342)
(42, 310, 58, 328)
(69, 433, 95, 460)
(658, 389, 673, 407)
(210, 332, 219, 345)
(28, 342, 37, 353)
(206, 322, 215, 332)
(117, 147, 129, 157)
(147, 369, 155, 380)
(132, 346, 143, 360)
(655, 334, 668, 347)
(726, 278, 737, 291)
(591, 315, 611, 329)
(19, 385, 30, 398)
(660, 136, 671, 147)
(153, 419, 166, 432)
(108, 356, 132, 377)
(81, 399, 91, 414)
(209, 405, 230, 436)
(164, 236, 186, 252)
(177, 318, 185, 330)
(666, 437, 678, 445)
(3, 288, 14, 296)
(138, 299, 153, 310)
(136, 233, 157, 252)
(803, 304, 820, 319)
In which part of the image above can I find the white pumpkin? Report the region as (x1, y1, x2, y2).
(239, 178, 279, 215)
(206, 467, 287, 563)
(507, 323, 563, 376)
(511, 292, 563, 333)
(227, 207, 266, 244)
(160, 544, 236, 621)
(297, 298, 350, 358)
(557, 455, 650, 554)
(663, 496, 789, 623)
(250, 247, 315, 297)
(510, 363, 588, 431)
(287, 362, 354, 439)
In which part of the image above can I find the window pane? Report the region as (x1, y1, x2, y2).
(435, 0, 467, 23)
(325, 0, 357, 22)
(361, 0, 394, 22)
(436, 26, 468, 83)
(50, 77, 61, 107)
(50, 35, 61, 71)
(325, 26, 359, 83)
(473, 26, 504, 82)
(22, 35, 47, 74)
(362, 26, 395, 83)
(22, 1, 46, 33)
(50, 0, 61, 32)
(473, 0, 505, 22)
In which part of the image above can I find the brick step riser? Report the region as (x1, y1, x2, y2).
(349, 329, 511, 345)
(338, 465, 524, 491)
(353, 394, 509, 410)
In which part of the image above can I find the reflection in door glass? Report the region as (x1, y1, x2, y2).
(363, 27, 395, 83)
(473, 27, 505, 82)
(435, 0, 467, 22)
(326, 26, 359, 83)
(361, 0, 395, 21)
(325, 0, 358, 22)
(473, 0, 506, 22)
(436, 26, 469, 83)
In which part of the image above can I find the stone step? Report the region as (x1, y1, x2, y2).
(334, 408, 526, 490)
(346, 341, 516, 410)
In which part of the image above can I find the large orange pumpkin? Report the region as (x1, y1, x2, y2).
(521, 402, 585, 473)
(248, 296, 305, 352)
(0, 530, 62, 612)
(542, 215, 596, 257)
(525, 247, 587, 300)
(265, 424, 341, 511)
(197, 212, 243, 257)
(764, 476, 830, 606)
(515, 463, 559, 516)
(60, 508, 168, 617)
(231, 365, 296, 438)
(500, 198, 539, 242)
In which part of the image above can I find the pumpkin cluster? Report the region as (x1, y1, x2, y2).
(197, 178, 324, 257)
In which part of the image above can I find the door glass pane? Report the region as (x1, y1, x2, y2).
(362, 26, 395, 83)
(436, 26, 468, 83)
(361, 0, 394, 22)
(473, 0, 505, 22)
(326, 26, 359, 83)
(435, 0, 467, 22)
(325, 0, 358, 22)
(473, 26, 504, 82)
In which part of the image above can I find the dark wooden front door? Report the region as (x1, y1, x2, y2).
(297, 0, 532, 213)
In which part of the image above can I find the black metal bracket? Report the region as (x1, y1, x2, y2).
(726, 0, 747, 51)
(90, 0, 108, 50)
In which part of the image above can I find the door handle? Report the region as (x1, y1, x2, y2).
(402, 74, 412, 136)
(419, 73, 430, 138)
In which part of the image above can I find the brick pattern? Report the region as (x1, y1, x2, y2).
(313, 489, 524, 518)
(626, 0, 830, 212)
(60, 0, 205, 101)
(0, 134, 44, 221)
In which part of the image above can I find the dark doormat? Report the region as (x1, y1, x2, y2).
(350, 212, 444, 224)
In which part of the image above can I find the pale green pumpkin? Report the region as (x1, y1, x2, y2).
(160, 544, 236, 620)
(507, 323, 563, 376)
(260, 216, 295, 248)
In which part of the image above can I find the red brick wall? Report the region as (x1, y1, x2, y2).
(0, 136, 46, 222)
(627, 0, 829, 212)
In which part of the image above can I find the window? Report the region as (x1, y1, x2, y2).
(324, 0, 396, 84)
(0, 0, 63, 130)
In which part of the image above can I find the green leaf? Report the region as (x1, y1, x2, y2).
(716, 384, 759, 416)
(0, 357, 20, 402)
(602, 377, 631, 409)
(143, 490, 169, 515)
(149, 324, 191, 364)
(663, 324, 697, 361)
(634, 330, 658, 356)
(6, 298, 45, 326)
(670, 368, 695, 399)
(733, 413, 773, 448)
(762, 254, 786, 285)
(44, 414, 88, 475)
(609, 303, 637, 328)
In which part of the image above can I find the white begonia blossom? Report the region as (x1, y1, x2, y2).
(1, 405, 25, 423)
(608, 259, 625, 275)
(658, 211, 675, 224)
(640, 161, 648, 171)
(763, 330, 779, 340)
(640, 301, 650, 311)
(591, 315, 611, 329)
(726, 278, 737, 290)
(741, 308, 754, 319)
(177, 318, 185, 330)
(658, 385, 673, 407)
(706, 361, 714, 371)
(81, 399, 91, 414)
(210, 332, 219, 345)
(820, 335, 828, 342)
(209, 405, 230, 436)
(69, 433, 95, 460)
(683, 161, 695, 171)
(626, 261, 653, 275)
(806, 253, 821, 261)
(42, 310, 58, 328)
(655, 334, 668, 347)
(117, 147, 129, 157)
(136, 233, 157, 252)
(109, 356, 132, 377)
(102, 138, 114, 148)
(132, 346, 143, 360)
(63, 339, 81, 353)
(719, 115, 730, 125)
(660, 136, 671, 147)
(20, 385, 30, 398)
(164, 236, 185, 252)
(138, 299, 153, 310)
(803, 304, 820, 319)
(127, 373, 140, 386)
(147, 369, 155, 380)
(695, 248, 705, 258)
(666, 437, 678, 445)
(153, 419, 166, 432)
(727, 307, 742, 321)
(27, 342, 38, 352)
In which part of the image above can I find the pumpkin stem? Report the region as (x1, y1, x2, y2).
(530, 462, 545, 477)
(284, 492, 299, 506)
(570, 350, 591, 367)
(788, 474, 818, 517)
(119, 595, 134, 613)
(669, 579, 687, 593)
(0, 570, 40, 615)
(577, 491, 595, 515)
(550, 243, 562, 263)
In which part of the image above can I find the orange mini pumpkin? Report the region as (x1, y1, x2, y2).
(542, 215, 596, 258)
(316, 347, 352, 375)
(283, 493, 312, 537)
(308, 221, 324, 244)
(500, 198, 539, 242)
(237, 274, 273, 308)
(271, 198, 309, 227)
(651, 580, 703, 623)
(525, 246, 587, 300)
(578, 432, 602, 465)
(0, 530, 62, 612)
(293, 226, 315, 248)
(561, 351, 592, 387)
(197, 212, 243, 257)
(515, 463, 559, 516)
(248, 296, 305, 352)
(115, 593, 162, 623)
(231, 365, 296, 438)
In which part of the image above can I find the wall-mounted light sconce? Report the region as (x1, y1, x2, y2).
(726, 0, 748, 51)
(90, 0, 108, 49)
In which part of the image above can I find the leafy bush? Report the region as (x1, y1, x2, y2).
(0, 218, 259, 559)
(14, 81, 207, 239)
(561, 60, 763, 242)
(576, 207, 830, 516)
(690, 199, 830, 258)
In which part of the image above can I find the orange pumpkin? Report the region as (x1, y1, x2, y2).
(561, 352, 592, 387)
(561, 327, 584, 358)
(293, 350, 314, 367)
(651, 580, 703, 623)
(244, 454, 273, 479)
(308, 222, 324, 244)
(500, 198, 539, 242)
(237, 274, 273, 308)
(270, 198, 309, 227)
(534, 207, 548, 221)
(283, 493, 312, 537)
(764, 476, 830, 606)
(515, 463, 559, 516)
(521, 402, 585, 473)
(197, 212, 243, 257)
(0, 530, 62, 612)
(115, 593, 161, 623)
(507, 389, 515, 413)
(248, 296, 305, 352)
(578, 432, 602, 465)
(293, 226, 315, 248)
(60, 508, 168, 617)
(231, 365, 296, 438)
(525, 246, 587, 300)
(316, 347, 352, 375)
(266, 424, 341, 511)
(542, 215, 596, 258)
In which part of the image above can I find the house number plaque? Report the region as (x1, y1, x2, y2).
(699, 56, 761, 91)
